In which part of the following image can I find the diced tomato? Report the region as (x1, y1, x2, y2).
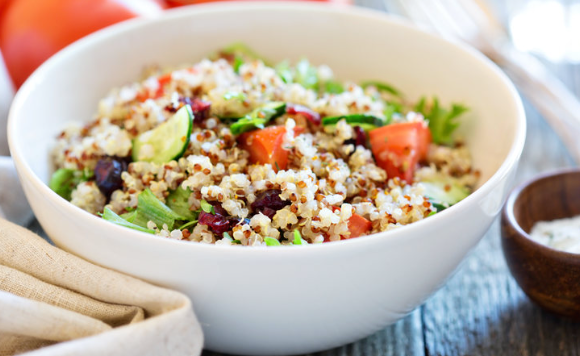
(238, 125, 304, 171)
(157, 73, 172, 86)
(369, 122, 431, 183)
(416, 123, 432, 159)
(347, 214, 372, 238)
(136, 73, 172, 102)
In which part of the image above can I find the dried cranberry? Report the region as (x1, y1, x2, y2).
(94, 157, 128, 199)
(180, 97, 211, 124)
(344, 126, 367, 151)
(198, 211, 231, 235)
(353, 126, 367, 148)
(198, 202, 241, 236)
(227, 217, 243, 229)
(208, 201, 228, 216)
(251, 189, 289, 219)
(286, 103, 321, 125)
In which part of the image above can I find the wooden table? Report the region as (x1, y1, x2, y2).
(28, 1, 580, 355)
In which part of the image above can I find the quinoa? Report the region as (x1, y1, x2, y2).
(50, 46, 479, 246)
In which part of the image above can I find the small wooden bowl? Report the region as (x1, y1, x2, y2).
(501, 169, 580, 318)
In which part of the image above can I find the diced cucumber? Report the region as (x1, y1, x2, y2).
(421, 179, 470, 210)
(229, 102, 286, 135)
(132, 105, 193, 164)
(322, 114, 384, 133)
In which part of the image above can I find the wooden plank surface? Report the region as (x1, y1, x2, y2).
(31, 1, 580, 355)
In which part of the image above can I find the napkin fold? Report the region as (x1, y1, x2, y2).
(0, 219, 203, 356)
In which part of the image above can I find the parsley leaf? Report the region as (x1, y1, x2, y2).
(295, 59, 319, 90)
(264, 237, 281, 246)
(293, 229, 308, 245)
(200, 199, 215, 214)
(415, 96, 468, 145)
(275, 60, 294, 84)
(324, 80, 344, 94)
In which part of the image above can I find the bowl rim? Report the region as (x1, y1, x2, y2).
(8, 1, 527, 255)
(502, 168, 580, 259)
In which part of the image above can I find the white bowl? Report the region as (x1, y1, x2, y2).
(8, 3, 525, 355)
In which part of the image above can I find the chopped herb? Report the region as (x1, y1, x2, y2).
(229, 102, 286, 135)
(322, 114, 384, 132)
(430, 201, 449, 212)
(275, 161, 281, 172)
(233, 55, 244, 74)
(179, 220, 198, 230)
(265, 237, 281, 246)
(101, 208, 155, 234)
(49, 168, 93, 201)
(200, 199, 215, 214)
(220, 42, 271, 66)
(132, 188, 187, 230)
(360, 80, 401, 96)
(295, 59, 319, 90)
(293, 229, 308, 245)
(166, 187, 198, 220)
(383, 102, 403, 124)
(223, 232, 233, 241)
(324, 80, 344, 94)
(231, 239, 242, 244)
(275, 60, 294, 84)
(415, 97, 469, 145)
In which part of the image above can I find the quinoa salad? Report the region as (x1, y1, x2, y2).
(50, 44, 479, 246)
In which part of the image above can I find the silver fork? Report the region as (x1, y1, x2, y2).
(385, 0, 580, 165)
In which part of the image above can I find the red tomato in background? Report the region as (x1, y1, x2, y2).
(0, 0, 166, 88)
(369, 122, 432, 183)
(165, 0, 350, 6)
(0, 0, 11, 15)
(0, 0, 350, 89)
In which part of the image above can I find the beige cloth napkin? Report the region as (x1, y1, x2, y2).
(0, 219, 203, 356)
